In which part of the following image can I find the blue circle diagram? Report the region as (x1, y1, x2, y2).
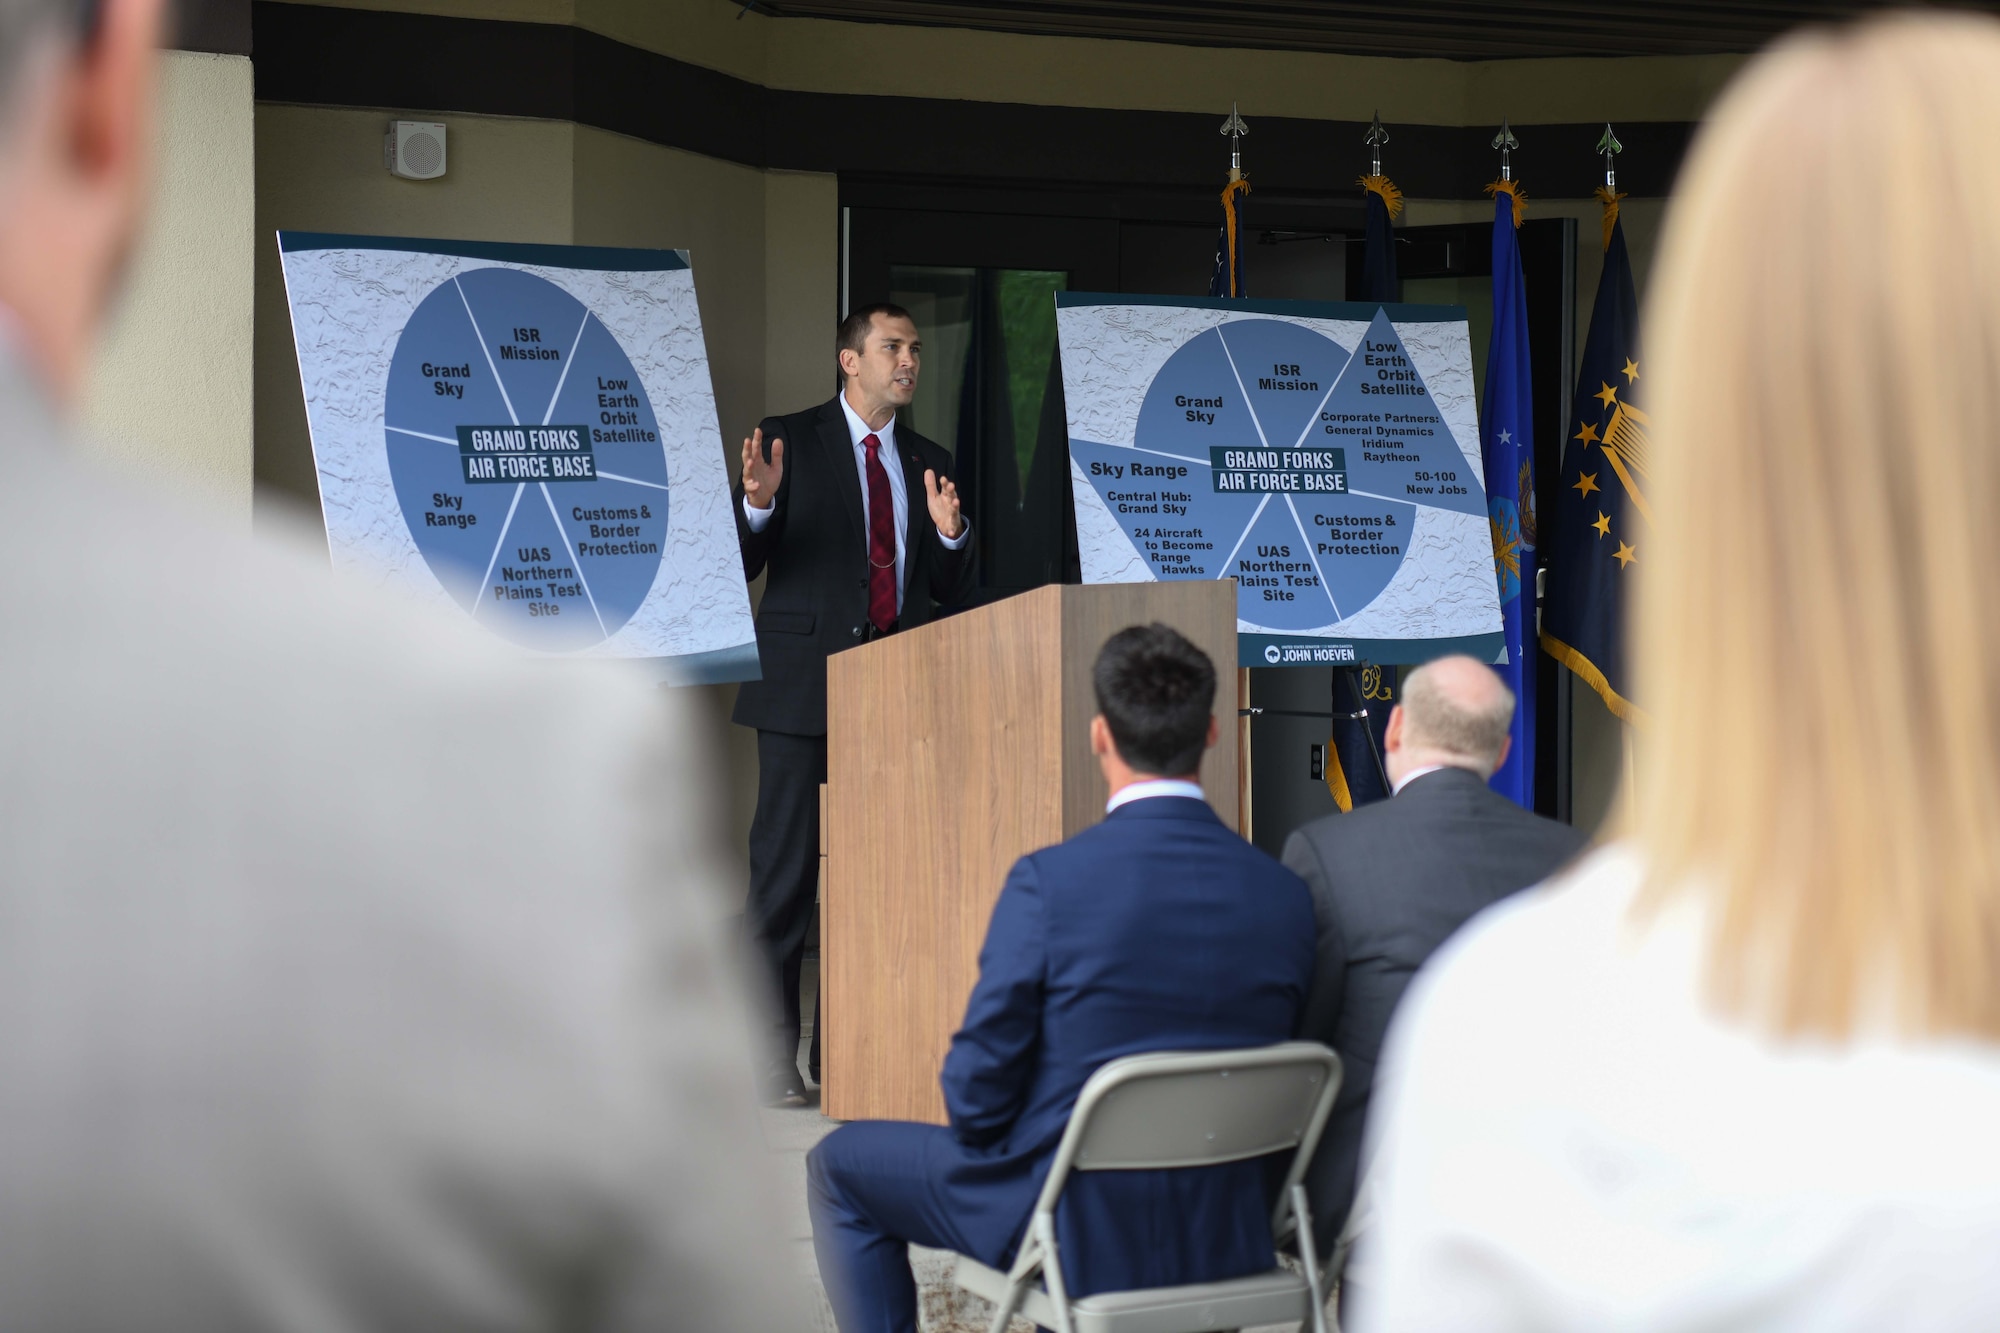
(1072, 311, 1481, 632)
(385, 267, 669, 651)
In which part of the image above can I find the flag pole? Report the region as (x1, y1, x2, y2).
(1601, 121, 1639, 792)
(1331, 112, 1400, 808)
(1213, 104, 1250, 298)
(1596, 122, 1622, 194)
(1222, 101, 1247, 183)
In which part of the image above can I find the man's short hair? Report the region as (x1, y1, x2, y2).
(836, 303, 914, 367)
(1399, 656, 1514, 771)
(1093, 624, 1216, 778)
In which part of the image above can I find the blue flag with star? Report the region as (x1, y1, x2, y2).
(1480, 181, 1536, 806)
(1542, 192, 1645, 723)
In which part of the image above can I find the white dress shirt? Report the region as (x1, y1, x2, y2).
(1355, 844, 2000, 1332)
(742, 396, 970, 615)
(1105, 778, 1207, 813)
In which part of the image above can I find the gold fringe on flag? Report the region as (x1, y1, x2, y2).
(1358, 174, 1403, 220)
(1325, 744, 1354, 813)
(1485, 178, 1528, 229)
(1595, 183, 1627, 252)
(1541, 631, 1650, 727)
(1221, 175, 1251, 297)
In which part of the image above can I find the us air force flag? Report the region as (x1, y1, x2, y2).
(1541, 190, 1645, 722)
(1480, 181, 1536, 806)
(1328, 171, 1412, 811)
(1209, 176, 1250, 299)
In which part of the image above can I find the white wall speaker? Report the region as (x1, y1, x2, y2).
(384, 121, 447, 180)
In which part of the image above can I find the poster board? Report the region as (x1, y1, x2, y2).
(1058, 293, 1503, 667)
(279, 233, 756, 683)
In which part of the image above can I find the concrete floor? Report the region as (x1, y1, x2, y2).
(759, 958, 1030, 1332)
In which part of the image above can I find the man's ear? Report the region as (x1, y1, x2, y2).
(1383, 703, 1405, 753)
(1205, 714, 1219, 749)
(1490, 733, 1512, 777)
(837, 346, 859, 381)
(1090, 714, 1111, 756)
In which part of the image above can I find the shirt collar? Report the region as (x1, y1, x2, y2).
(838, 392, 896, 454)
(1106, 778, 1207, 813)
(1391, 763, 1449, 796)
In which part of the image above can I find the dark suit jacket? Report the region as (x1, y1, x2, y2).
(1281, 767, 1587, 1257)
(731, 396, 975, 736)
(938, 796, 1317, 1297)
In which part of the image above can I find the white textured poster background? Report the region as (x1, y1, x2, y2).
(1057, 300, 1499, 642)
(280, 245, 753, 662)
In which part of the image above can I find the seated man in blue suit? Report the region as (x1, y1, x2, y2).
(808, 623, 1317, 1333)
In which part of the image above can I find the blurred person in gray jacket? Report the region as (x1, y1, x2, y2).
(0, 1, 802, 1328)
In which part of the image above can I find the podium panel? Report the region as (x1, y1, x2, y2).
(823, 581, 1238, 1123)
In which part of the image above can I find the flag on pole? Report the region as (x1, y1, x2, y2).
(1480, 178, 1536, 806)
(1541, 186, 1646, 722)
(1324, 166, 1408, 811)
(1358, 173, 1402, 302)
(1209, 177, 1250, 298)
(1210, 104, 1251, 299)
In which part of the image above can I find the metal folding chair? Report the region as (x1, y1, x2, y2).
(949, 1041, 1342, 1333)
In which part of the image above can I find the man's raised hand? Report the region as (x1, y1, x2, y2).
(741, 428, 784, 510)
(925, 469, 966, 540)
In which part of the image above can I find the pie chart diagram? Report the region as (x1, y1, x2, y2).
(1070, 308, 1482, 634)
(384, 266, 669, 651)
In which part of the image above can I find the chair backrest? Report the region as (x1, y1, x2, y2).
(1032, 1042, 1342, 1218)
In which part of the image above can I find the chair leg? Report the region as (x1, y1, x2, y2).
(1290, 1184, 1331, 1333)
(1033, 1214, 1077, 1333)
(984, 1231, 1044, 1333)
(985, 1283, 1025, 1333)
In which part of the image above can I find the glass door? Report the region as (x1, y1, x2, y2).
(890, 265, 1070, 597)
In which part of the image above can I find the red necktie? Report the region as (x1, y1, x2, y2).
(862, 433, 897, 632)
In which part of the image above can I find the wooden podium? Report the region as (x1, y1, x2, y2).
(821, 581, 1239, 1123)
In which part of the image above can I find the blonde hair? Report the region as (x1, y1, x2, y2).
(1637, 12, 2000, 1038)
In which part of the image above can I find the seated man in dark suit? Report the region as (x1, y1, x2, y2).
(808, 624, 1317, 1333)
(1283, 654, 1587, 1260)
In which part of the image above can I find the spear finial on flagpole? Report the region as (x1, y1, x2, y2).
(1493, 118, 1519, 182)
(1596, 122, 1624, 194)
(1220, 102, 1249, 182)
(1365, 111, 1390, 178)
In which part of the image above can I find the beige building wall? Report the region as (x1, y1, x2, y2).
(765, 170, 839, 414)
(254, 102, 837, 856)
(570, 128, 768, 457)
(566, 128, 837, 854)
(254, 106, 837, 524)
(83, 51, 256, 517)
(253, 107, 576, 520)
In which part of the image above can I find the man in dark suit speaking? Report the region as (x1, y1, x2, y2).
(734, 304, 976, 1105)
(1282, 655, 1586, 1259)
(806, 625, 1315, 1333)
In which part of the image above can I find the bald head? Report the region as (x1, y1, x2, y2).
(1384, 654, 1514, 786)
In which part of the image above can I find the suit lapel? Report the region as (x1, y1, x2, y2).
(898, 427, 929, 595)
(816, 398, 866, 549)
